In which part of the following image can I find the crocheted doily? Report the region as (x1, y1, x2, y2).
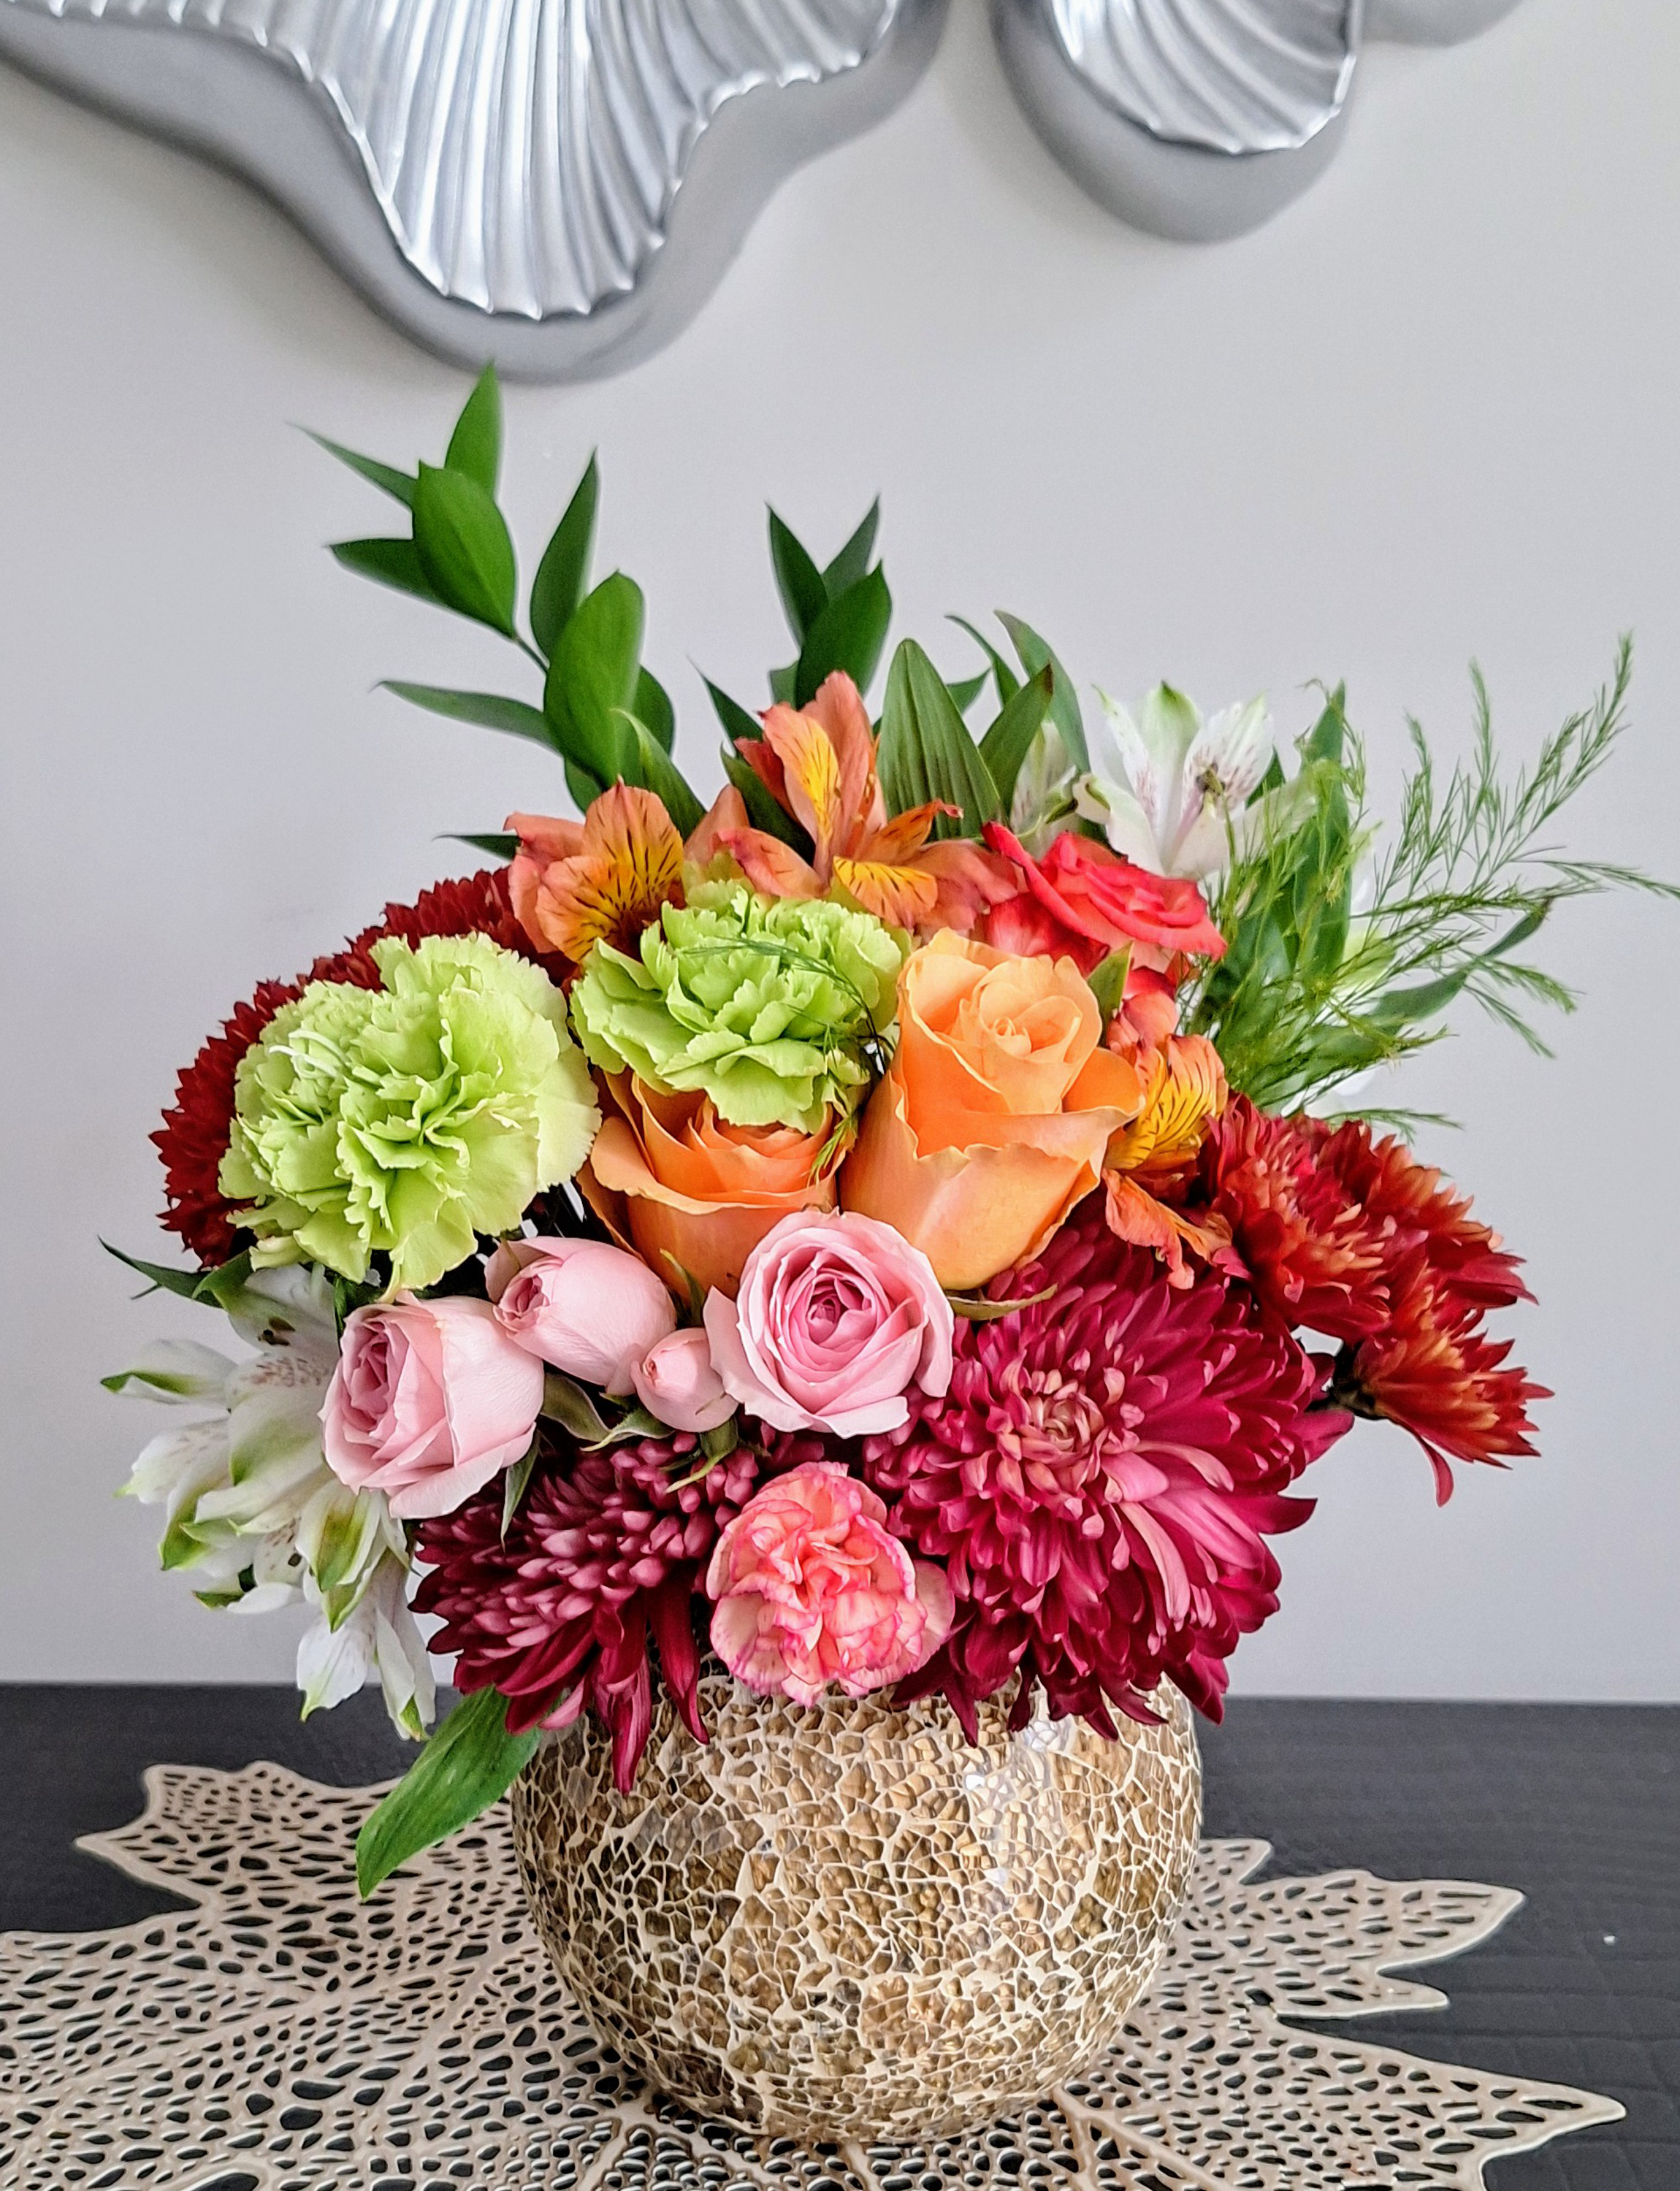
(0, 1762, 1624, 2190)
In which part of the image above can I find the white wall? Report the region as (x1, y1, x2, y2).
(2, 0, 1676, 1697)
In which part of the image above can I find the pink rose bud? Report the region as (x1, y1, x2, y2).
(706, 1461, 954, 1707)
(322, 1296, 544, 1522)
(702, 1210, 953, 1438)
(489, 1237, 676, 1394)
(633, 1328, 736, 1434)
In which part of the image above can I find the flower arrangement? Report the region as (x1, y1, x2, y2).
(110, 372, 1668, 1894)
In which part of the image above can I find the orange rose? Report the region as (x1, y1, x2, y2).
(841, 935, 1142, 1290)
(580, 1074, 842, 1299)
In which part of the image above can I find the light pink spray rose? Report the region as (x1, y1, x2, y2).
(633, 1328, 736, 1434)
(702, 1210, 954, 1437)
(706, 1462, 954, 1706)
(488, 1236, 676, 1394)
(322, 1296, 544, 1521)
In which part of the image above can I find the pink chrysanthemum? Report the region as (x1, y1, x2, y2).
(414, 1431, 822, 1789)
(863, 1207, 1349, 1735)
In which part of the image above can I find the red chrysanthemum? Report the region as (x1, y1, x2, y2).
(862, 1207, 1349, 1736)
(414, 1430, 825, 1789)
(1328, 1250, 1547, 1505)
(153, 867, 551, 1266)
(1199, 1096, 1394, 1340)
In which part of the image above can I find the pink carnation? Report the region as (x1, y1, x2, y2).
(706, 1462, 954, 1708)
(703, 1210, 953, 1437)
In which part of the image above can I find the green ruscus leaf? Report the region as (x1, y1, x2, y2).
(443, 365, 503, 495)
(356, 1688, 538, 1899)
(530, 454, 600, 658)
(768, 510, 827, 644)
(795, 567, 893, 707)
(544, 571, 644, 785)
(412, 463, 518, 636)
(330, 538, 441, 605)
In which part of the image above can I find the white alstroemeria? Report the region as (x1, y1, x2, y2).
(1008, 720, 1080, 854)
(1077, 685, 1277, 882)
(297, 1553, 436, 1739)
(112, 1282, 403, 1680)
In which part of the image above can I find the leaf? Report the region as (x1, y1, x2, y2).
(1367, 903, 1553, 1031)
(948, 670, 989, 715)
(412, 465, 518, 637)
(544, 572, 644, 785)
(978, 663, 1055, 809)
(700, 1418, 740, 1463)
(635, 667, 676, 753)
(621, 716, 706, 837)
(331, 538, 442, 605)
(383, 683, 555, 750)
(308, 433, 415, 508)
(444, 365, 503, 494)
(821, 500, 880, 600)
(998, 613, 1088, 771)
(530, 454, 599, 657)
(1086, 947, 1133, 1023)
(768, 511, 828, 643)
(540, 1370, 611, 1443)
(102, 1242, 253, 1309)
(877, 639, 1002, 836)
(721, 749, 806, 850)
(501, 1441, 540, 1539)
(706, 677, 763, 750)
(795, 567, 893, 707)
(950, 616, 1021, 706)
(947, 1282, 1058, 1321)
(355, 1689, 538, 1899)
(446, 832, 520, 860)
(768, 663, 798, 706)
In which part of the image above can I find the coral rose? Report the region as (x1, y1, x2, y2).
(487, 1236, 676, 1394)
(706, 1462, 954, 1707)
(323, 1297, 544, 1521)
(703, 1210, 953, 1437)
(981, 824, 1226, 976)
(580, 1073, 842, 1299)
(841, 933, 1142, 1289)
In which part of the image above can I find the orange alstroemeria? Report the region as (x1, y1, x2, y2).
(508, 784, 749, 964)
(1101, 1033, 1232, 1288)
(722, 672, 1011, 936)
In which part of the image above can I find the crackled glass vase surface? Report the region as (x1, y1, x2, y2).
(509, 1670, 1202, 2143)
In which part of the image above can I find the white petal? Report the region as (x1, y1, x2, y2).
(104, 1339, 236, 1405)
(297, 1602, 373, 1717)
(125, 1418, 230, 1513)
(1183, 696, 1275, 808)
(224, 1263, 339, 1353)
(1074, 774, 1170, 871)
(230, 1580, 305, 1617)
(1135, 684, 1203, 849)
(194, 1450, 329, 1536)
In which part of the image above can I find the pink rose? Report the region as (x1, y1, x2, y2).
(322, 1296, 544, 1522)
(706, 1463, 954, 1706)
(633, 1328, 736, 1434)
(702, 1211, 954, 1438)
(488, 1236, 676, 1394)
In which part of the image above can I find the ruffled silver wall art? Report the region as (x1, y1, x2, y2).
(0, 0, 947, 377)
(990, 0, 1528, 241)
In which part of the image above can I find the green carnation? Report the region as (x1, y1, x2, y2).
(219, 933, 600, 1292)
(570, 884, 905, 1133)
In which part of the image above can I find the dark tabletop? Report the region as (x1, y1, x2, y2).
(0, 1689, 1673, 2190)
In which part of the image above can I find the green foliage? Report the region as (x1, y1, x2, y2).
(1187, 641, 1675, 1117)
(443, 365, 501, 494)
(545, 573, 644, 788)
(356, 1688, 539, 1898)
(412, 463, 518, 636)
(978, 663, 1055, 810)
(763, 504, 893, 706)
(877, 640, 1003, 838)
(530, 454, 598, 655)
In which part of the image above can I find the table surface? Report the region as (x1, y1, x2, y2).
(0, 1689, 1673, 2191)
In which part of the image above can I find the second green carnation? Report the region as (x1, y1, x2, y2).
(570, 884, 906, 1133)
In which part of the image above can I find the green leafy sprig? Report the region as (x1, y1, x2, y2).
(1187, 640, 1676, 1120)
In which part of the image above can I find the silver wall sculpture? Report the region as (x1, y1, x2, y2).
(0, 0, 1526, 377)
(0, 0, 948, 377)
(990, 1, 1527, 242)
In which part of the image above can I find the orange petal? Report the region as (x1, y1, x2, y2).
(527, 784, 684, 960)
(831, 855, 940, 928)
(805, 672, 882, 843)
(763, 706, 844, 869)
(718, 828, 822, 901)
(1107, 1033, 1227, 1178)
(684, 784, 750, 870)
(1103, 1171, 1233, 1288)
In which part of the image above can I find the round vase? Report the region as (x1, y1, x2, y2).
(509, 1670, 1202, 2144)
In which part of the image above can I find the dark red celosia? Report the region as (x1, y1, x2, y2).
(415, 1430, 825, 1789)
(863, 1207, 1348, 1737)
(153, 867, 549, 1266)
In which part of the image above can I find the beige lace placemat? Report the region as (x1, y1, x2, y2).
(0, 1762, 1623, 2190)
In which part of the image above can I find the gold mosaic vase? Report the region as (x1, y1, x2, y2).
(509, 1670, 1202, 2144)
